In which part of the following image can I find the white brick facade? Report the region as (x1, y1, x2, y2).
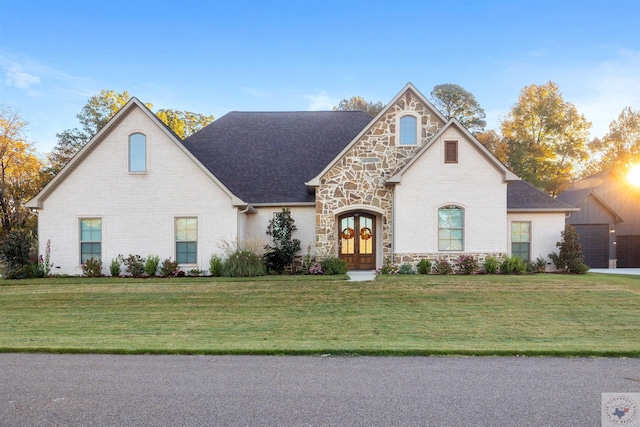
(507, 212, 566, 271)
(35, 105, 238, 275)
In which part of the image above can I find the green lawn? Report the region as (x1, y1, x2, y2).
(1, 273, 639, 356)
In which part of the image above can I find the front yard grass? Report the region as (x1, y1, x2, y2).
(1, 273, 638, 356)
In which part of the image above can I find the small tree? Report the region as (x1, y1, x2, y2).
(549, 224, 588, 273)
(0, 230, 33, 278)
(264, 208, 301, 274)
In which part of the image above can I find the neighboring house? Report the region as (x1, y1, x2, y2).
(27, 83, 575, 275)
(557, 170, 640, 268)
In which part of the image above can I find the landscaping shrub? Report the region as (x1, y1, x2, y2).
(483, 257, 499, 274)
(81, 258, 103, 277)
(122, 254, 145, 277)
(399, 263, 414, 274)
(222, 250, 265, 277)
(417, 259, 432, 274)
(534, 256, 547, 273)
(433, 258, 454, 275)
(263, 208, 301, 274)
(209, 254, 223, 277)
(0, 230, 34, 278)
(549, 224, 588, 273)
(159, 258, 179, 277)
(501, 256, 527, 275)
(454, 255, 478, 275)
(376, 259, 400, 275)
(308, 263, 324, 275)
(320, 257, 348, 275)
(110, 258, 121, 277)
(188, 268, 205, 277)
(144, 255, 160, 277)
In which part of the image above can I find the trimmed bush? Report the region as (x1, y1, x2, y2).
(81, 258, 103, 277)
(159, 258, 178, 277)
(209, 254, 223, 277)
(433, 258, 454, 275)
(109, 258, 121, 277)
(122, 254, 145, 277)
(455, 255, 478, 275)
(417, 259, 432, 274)
(483, 257, 499, 274)
(320, 257, 348, 275)
(399, 263, 414, 274)
(144, 255, 160, 277)
(501, 256, 527, 275)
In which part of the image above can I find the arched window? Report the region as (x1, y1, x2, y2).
(129, 133, 146, 172)
(438, 206, 464, 251)
(399, 115, 417, 145)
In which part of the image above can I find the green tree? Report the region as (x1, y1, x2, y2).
(501, 82, 591, 196)
(333, 96, 384, 117)
(430, 83, 487, 134)
(0, 105, 44, 234)
(585, 106, 640, 175)
(156, 109, 214, 139)
(264, 208, 301, 274)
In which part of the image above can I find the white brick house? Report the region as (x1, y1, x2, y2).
(27, 83, 575, 274)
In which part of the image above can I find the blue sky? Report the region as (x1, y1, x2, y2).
(1, 0, 639, 154)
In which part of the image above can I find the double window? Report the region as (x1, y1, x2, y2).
(129, 133, 147, 172)
(438, 206, 464, 251)
(511, 222, 531, 261)
(80, 218, 102, 263)
(176, 217, 197, 264)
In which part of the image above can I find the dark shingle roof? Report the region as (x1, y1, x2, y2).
(508, 180, 576, 211)
(555, 170, 613, 207)
(183, 111, 373, 203)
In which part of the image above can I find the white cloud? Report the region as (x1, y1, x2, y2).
(5, 64, 40, 89)
(572, 49, 640, 139)
(306, 90, 338, 111)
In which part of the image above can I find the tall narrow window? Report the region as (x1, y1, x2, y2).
(80, 218, 102, 263)
(445, 140, 458, 163)
(438, 206, 464, 251)
(129, 133, 146, 172)
(512, 222, 531, 261)
(176, 217, 197, 264)
(399, 116, 417, 145)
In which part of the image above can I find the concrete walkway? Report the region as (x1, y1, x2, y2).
(347, 270, 377, 281)
(589, 268, 640, 275)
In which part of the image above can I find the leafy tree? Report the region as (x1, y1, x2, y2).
(264, 208, 301, 274)
(0, 105, 44, 234)
(78, 90, 141, 136)
(501, 81, 591, 196)
(475, 129, 508, 163)
(549, 224, 589, 273)
(0, 229, 34, 278)
(333, 96, 384, 117)
(429, 83, 486, 134)
(156, 109, 214, 139)
(585, 106, 640, 175)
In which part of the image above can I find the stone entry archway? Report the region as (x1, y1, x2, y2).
(338, 213, 376, 270)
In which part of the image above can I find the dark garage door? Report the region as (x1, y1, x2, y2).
(573, 224, 609, 268)
(617, 235, 640, 268)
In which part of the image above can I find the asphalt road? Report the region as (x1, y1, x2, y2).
(1, 354, 639, 426)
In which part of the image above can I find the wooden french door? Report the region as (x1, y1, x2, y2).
(338, 213, 376, 270)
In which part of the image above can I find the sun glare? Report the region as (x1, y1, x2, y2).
(628, 164, 640, 187)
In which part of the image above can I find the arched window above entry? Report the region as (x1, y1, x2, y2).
(399, 115, 417, 145)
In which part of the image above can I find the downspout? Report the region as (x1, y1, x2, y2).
(237, 205, 253, 242)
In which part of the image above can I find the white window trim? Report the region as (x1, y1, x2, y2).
(79, 217, 103, 265)
(175, 216, 199, 266)
(510, 221, 532, 261)
(397, 113, 420, 146)
(128, 131, 148, 174)
(437, 204, 465, 252)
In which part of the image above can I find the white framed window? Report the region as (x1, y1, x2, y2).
(80, 218, 102, 263)
(129, 133, 147, 172)
(176, 217, 197, 264)
(511, 222, 531, 261)
(399, 115, 418, 145)
(438, 206, 464, 251)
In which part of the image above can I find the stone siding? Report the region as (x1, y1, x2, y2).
(316, 89, 444, 261)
